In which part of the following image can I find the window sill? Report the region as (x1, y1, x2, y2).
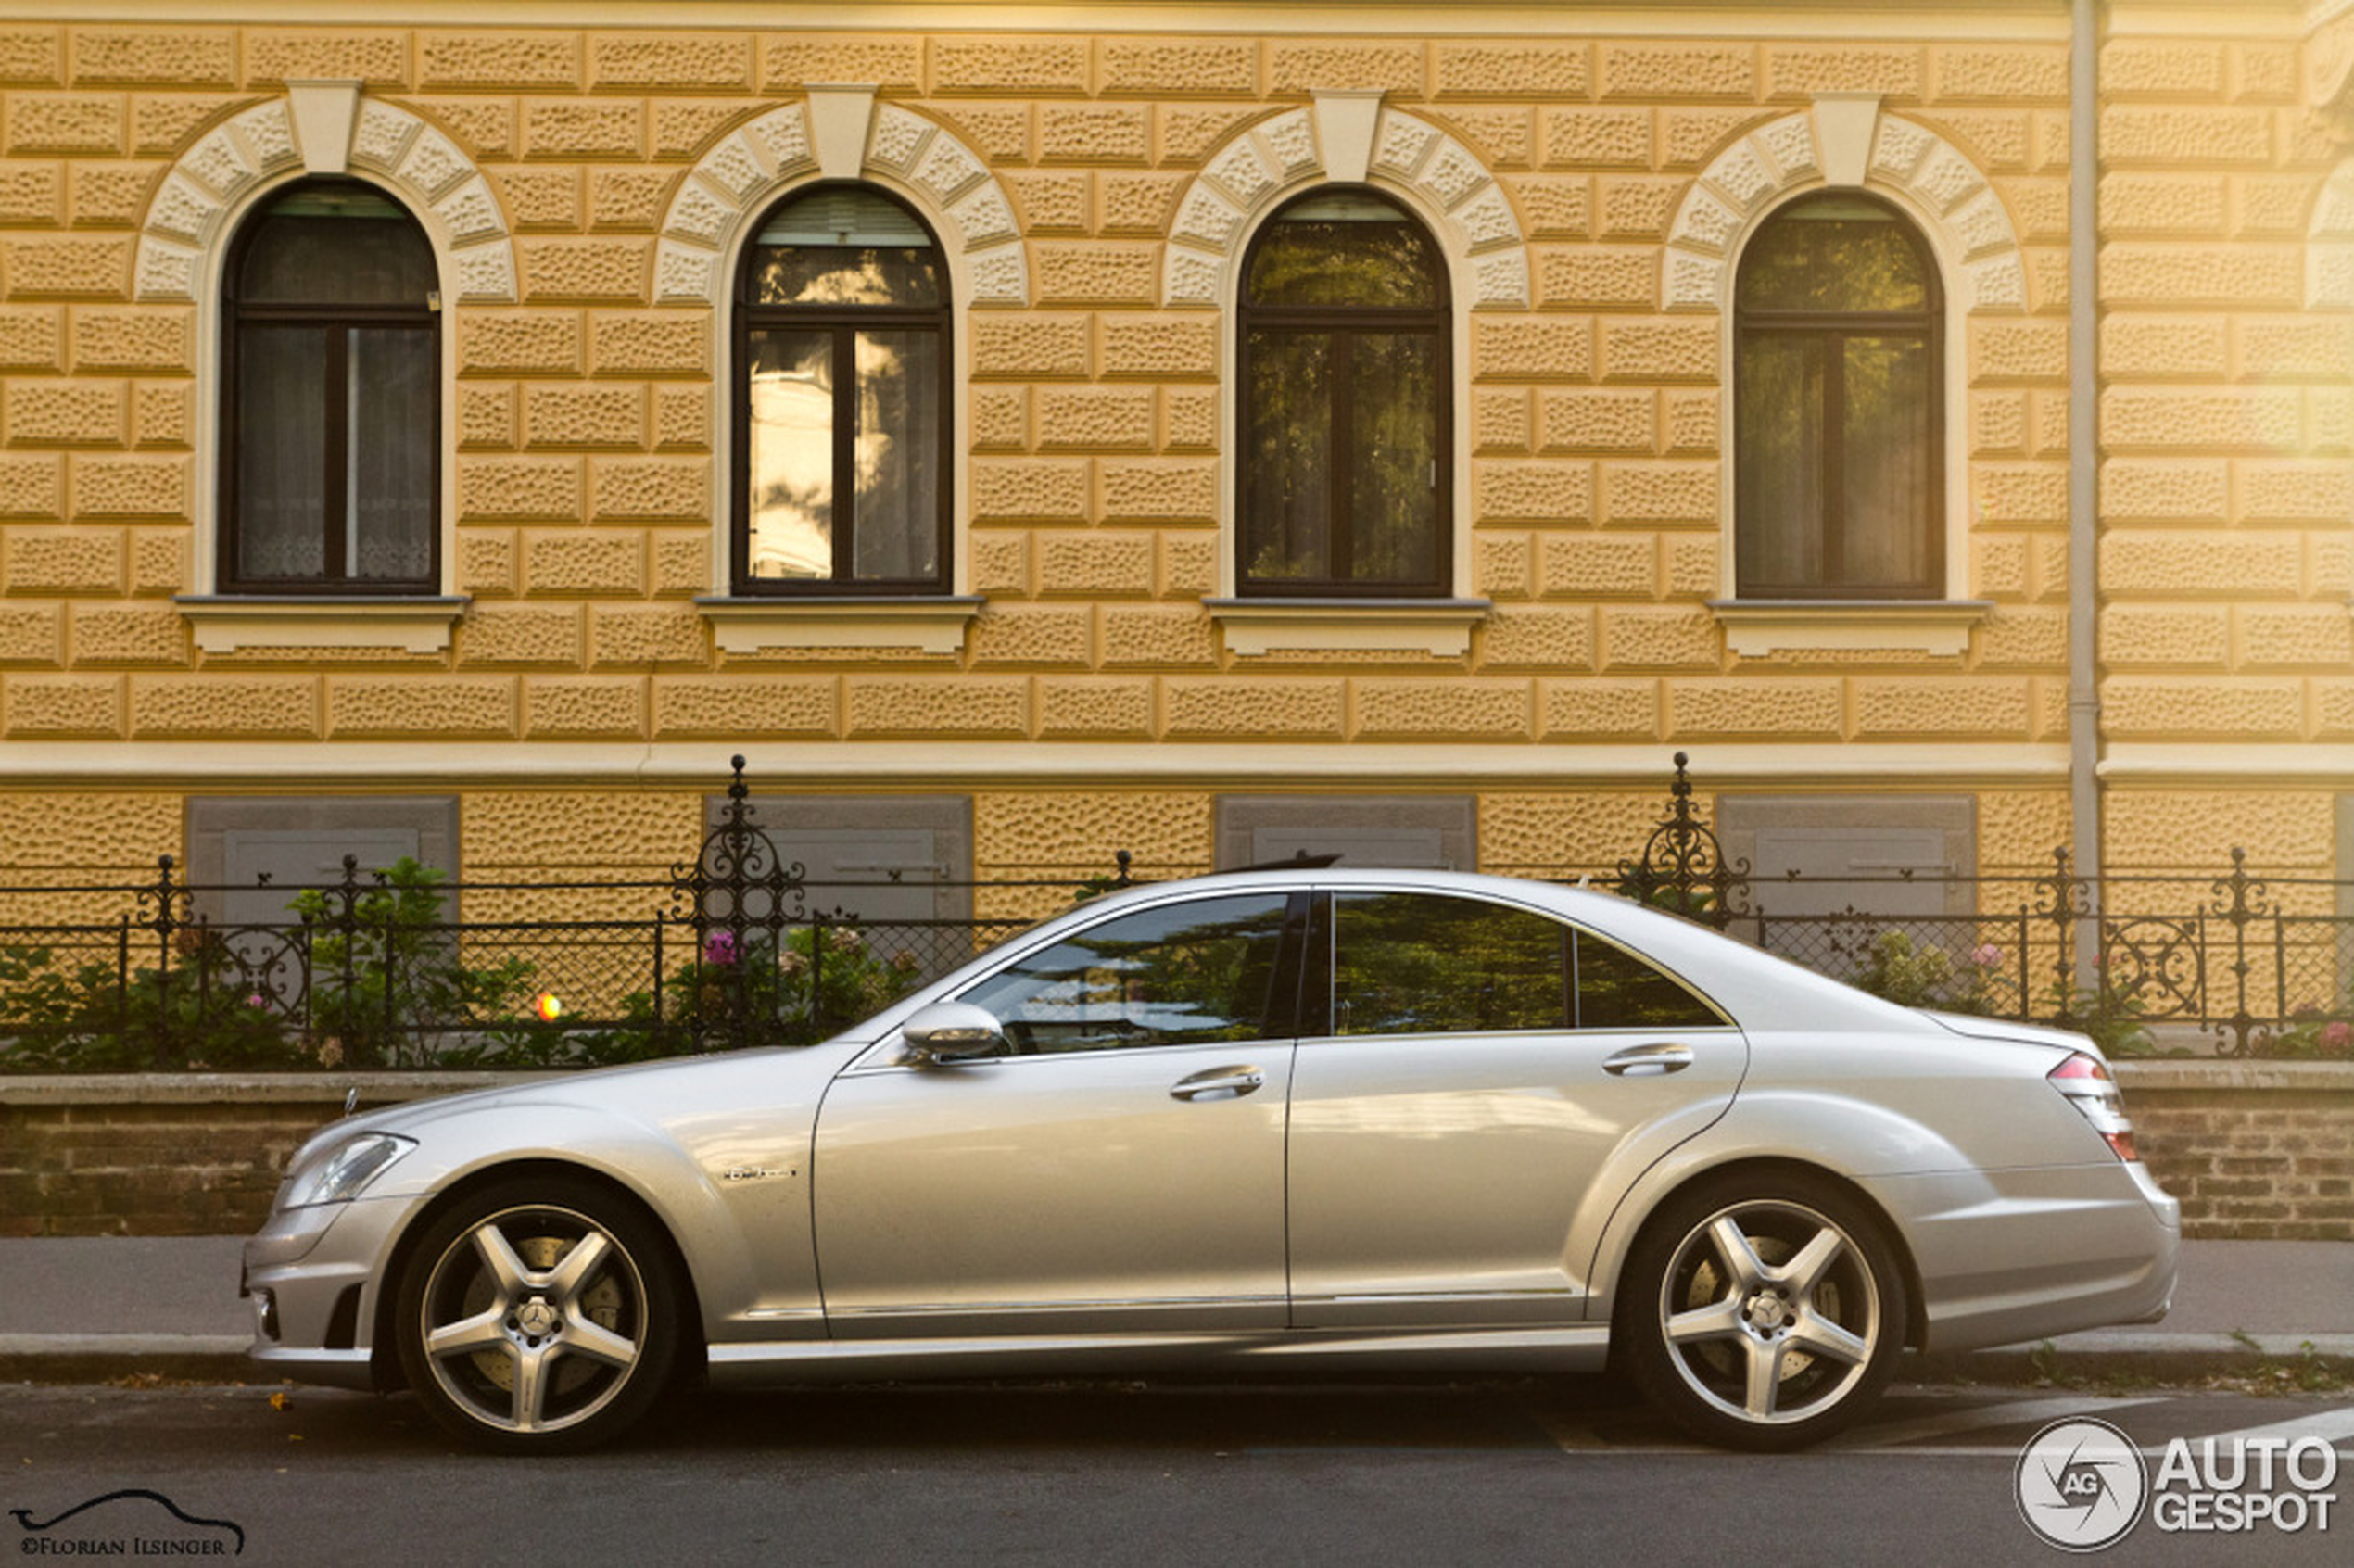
(176, 596, 468, 654)
(1204, 598, 1492, 658)
(1707, 599, 1993, 657)
(696, 595, 983, 656)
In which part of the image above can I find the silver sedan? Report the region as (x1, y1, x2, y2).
(242, 868, 2179, 1452)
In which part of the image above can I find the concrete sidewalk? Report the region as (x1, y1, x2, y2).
(0, 1234, 2345, 1386)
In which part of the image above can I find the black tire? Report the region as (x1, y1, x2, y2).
(393, 1176, 680, 1454)
(1617, 1171, 1908, 1452)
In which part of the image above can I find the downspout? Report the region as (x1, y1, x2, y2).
(2069, 0, 2103, 980)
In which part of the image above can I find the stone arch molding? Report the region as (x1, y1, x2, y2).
(654, 95, 1028, 307)
(136, 93, 517, 304)
(1663, 98, 2026, 313)
(2304, 157, 2354, 308)
(1160, 102, 1530, 310)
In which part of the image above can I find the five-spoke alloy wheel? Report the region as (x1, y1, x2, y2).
(1621, 1173, 1907, 1451)
(394, 1178, 679, 1453)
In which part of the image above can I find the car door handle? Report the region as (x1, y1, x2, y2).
(1170, 1066, 1265, 1100)
(1602, 1043, 1695, 1077)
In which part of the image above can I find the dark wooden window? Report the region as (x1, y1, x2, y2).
(219, 180, 438, 594)
(1238, 189, 1449, 597)
(1735, 194, 1943, 599)
(733, 185, 950, 594)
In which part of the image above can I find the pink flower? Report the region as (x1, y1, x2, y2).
(702, 930, 739, 966)
(246, 993, 267, 1009)
(2322, 1021, 2352, 1050)
(1971, 944, 2003, 968)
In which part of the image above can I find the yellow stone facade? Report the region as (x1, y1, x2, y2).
(0, 4, 2345, 890)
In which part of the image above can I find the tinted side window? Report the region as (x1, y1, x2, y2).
(1332, 892, 1570, 1036)
(1576, 934, 1724, 1030)
(958, 894, 1290, 1054)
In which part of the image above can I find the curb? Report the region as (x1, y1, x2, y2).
(0, 1334, 255, 1385)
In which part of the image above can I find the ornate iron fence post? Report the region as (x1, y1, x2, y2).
(666, 755, 806, 1054)
(1610, 752, 1750, 930)
(2208, 847, 2270, 1056)
(2033, 846, 2081, 1027)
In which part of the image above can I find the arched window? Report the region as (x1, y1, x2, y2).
(1735, 194, 1943, 599)
(220, 180, 438, 593)
(733, 184, 950, 594)
(1237, 189, 1449, 598)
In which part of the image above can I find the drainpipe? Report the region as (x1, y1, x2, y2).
(2069, 0, 2103, 981)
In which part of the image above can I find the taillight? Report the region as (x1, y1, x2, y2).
(2048, 1051, 2138, 1162)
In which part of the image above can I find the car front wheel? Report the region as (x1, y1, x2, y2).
(394, 1178, 679, 1453)
(1620, 1173, 1907, 1451)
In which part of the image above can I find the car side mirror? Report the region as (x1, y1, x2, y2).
(900, 1001, 1008, 1066)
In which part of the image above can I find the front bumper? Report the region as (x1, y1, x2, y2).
(241, 1193, 419, 1390)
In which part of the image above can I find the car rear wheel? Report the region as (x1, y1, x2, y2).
(1620, 1172, 1907, 1451)
(394, 1177, 679, 1453)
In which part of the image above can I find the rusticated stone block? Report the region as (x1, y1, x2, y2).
(1039, 105, 1147, 164)
(1354, 678, 1530, 741)
(1978, 791, 2070, 868)
(2101, 677, 2301, 740)
(2100, 40, 2224, 97)
(1267, 43, 1423, 96)
(2100, 386, 2299, 451)
(69, 455, 184, 519)
(1854, 677, 2031, 738)
(1476, 461, 1592, 524)
(1100, 317, 1218, 380)
(1162, 387, 1216, 451)
(127, 528, 182, 594)
(1476, 790, 1667, 875)
(1669, 679, 1841, 739)
(846, 676, 1028, 738)
(1005, 171, 1086, 233)
(127, 382, 184, 448)
(589, 457, 707, 522)
(130, 94, 240, 156)
(2100, 107, 2271, 166)
(0, 159, 60, 224)
(458, 385, 515, 450)
(971, 314, 1090, 379)
(1541, 534, 1654, 598)
(1932, 44, 2069, 102)
(1441, 107, 1532, 170)
(652, 676, 833, 739)
(1095, 171, 1183, 234)
(1098, 37, 1257, 95)
(974, 789, 1212, 877)
(970, 533, 1028, 596)
(1436, 42, 1586, 96)
(1474, 318, 1592, 380)
(457, 529, 515, 595)
(587, 168, 676, 232)
(1601, 42, 1754, 100)
(1597, 176, 1688, 242)
(1033, 243, 1157, 305)
(588, 311, 704, 377)
(1766, 45, 1922, 98)
(2100, 459, 2227, 522)
(463, 788, 698, 872)
(1538, 678, 1658, 741)
(2105, 790, 2330, 866)
(420, 32, 580, 91)
(1510, 176, 1590, 239)
(520, 239, 649, 303)
(972, 459, 1089, 522)
(1664, 537, 1717, 595)
(0, 28, 60, 85)
(588, 33, 752, 92)
(651, 535, 706, 596)
(2233, 43, 2297, 103)
(457, 456, 582, 522)
(523, 677, 643, 739)
(405, 97, 516, 158)
(131, 675, 314, 738)
(2236, 320, 2354, 381)
(523, 100, 641, 162)
(2101, 532, 2301, 596)
(651, 386, 708, 451)
(461, 311, 583, 377)
(1475, 534, 1533, 599)
(457, 604, 582, 666)
(1102, 604, 1214, 666)
(1037, 677, 1152, 740)
(1662, 391, 1716, 454)
(6, 674, 120, 735)
(525, 531, 642, 595)
(1974, 463, 2067, 524)
(3, 236, 131, 297)
(67, 602, 179, 664)
(1601, 607, 1721, 670)
(2236, 605, 2354, 668)
(0, 306, 60, 370)
(327, 677, 514, 739)
(72, 28, 234, 86)
(1537, 247, 1656, 310)
(1923, 110, 2032, 173)
(934, 103, 1030, 164)
(523, 383, 644, 449)
(6, 379, 122, 446)
(588, 604, 704, 667)
(1538, 389, 1653, 453)
(1038, 533, 1152, 595)
(1541, 108, 1651, 168)
(1975, 607, 2067, 667)
(1163, 677, 1342, 740)
(1661, 107, 1775, 169)
(245, 30, 409, 85)
(1601, 462, 1715, 525)
(1599, 319, 1719, 384)
(493, 167, 581, 232)
(0, 452, 63, 516)
(1100, 459, 1216, 521)
(758, 36, 920, 92)
(5, 526, 119, 592)
(2238, 461, 2354, 523)
(646, 100, 756, 160)
(969, 605, 1092, 666)
(1972, 392, 2027, 455)
(1474, 389, 1530, 454)
(69, 306, 191, 372)
(1479, 607, 1595, 670)
(970, 387, 1028, 450)
(935, 37, 1086, 95)
(1974, 536, 2030, 598)
(1973, 319, 2069, 382)
(5, 93, 123, 155)
(2098, 174, 2223, 236)
(1158, 536, 1215, 597)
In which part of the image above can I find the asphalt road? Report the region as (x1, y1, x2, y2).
(5, 1379, 2348, 1566)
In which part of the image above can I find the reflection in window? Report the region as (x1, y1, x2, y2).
(221, 181, 437, 593)
(1239, 190, 1449, 597)
(1736, 194, 1942, 599)
(735, 185, 948, 593)
(959, 894, 1290, 1054)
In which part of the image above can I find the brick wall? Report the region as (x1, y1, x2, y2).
(1, 1061, 2346, 1238)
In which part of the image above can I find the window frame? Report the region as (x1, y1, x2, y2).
(1732, 191, 1945, 602)
(215, 178, 441, 598)
(1234, 187, 1453, 601)
(729, 183, 955, 599)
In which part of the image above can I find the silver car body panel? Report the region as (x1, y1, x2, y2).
(241, 867, 2180, 1394)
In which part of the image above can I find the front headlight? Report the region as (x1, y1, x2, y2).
(281, 1132, 415, 1208)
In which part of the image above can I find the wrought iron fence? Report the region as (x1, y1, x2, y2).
(2, 752, 2349, 1069)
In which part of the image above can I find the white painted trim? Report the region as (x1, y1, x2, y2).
(285, 82, 362, 175)
(0, 740, 2073, 786)
(1710, 600, 1993, 657)
(1207, 598, 1491, 658)
(698, 595, 981, 655)
(176, 597, 466, 653)
(2103, 744, 2354, 780)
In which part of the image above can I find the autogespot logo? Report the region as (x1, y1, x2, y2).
(2016, 1417, 2150, 1553)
